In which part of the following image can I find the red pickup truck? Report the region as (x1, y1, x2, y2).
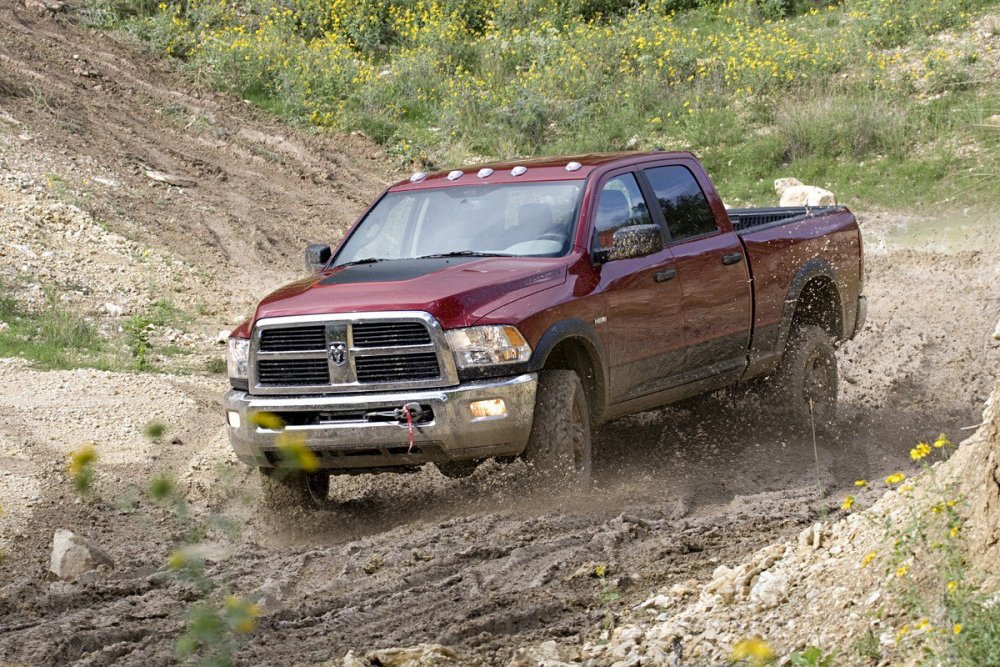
(223, 151, 865, 507)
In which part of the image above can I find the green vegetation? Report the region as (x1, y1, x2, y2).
(87, 0, 1000, 207)
(0, 287, 112, 370)
(0, 284, 211, 373)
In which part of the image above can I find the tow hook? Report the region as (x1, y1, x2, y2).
(394, 402, 424, 424)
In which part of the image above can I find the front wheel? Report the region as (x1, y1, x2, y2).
(522, 370, 592, 488)
(258, 468, 330, 510)
(764, 324, 838, 432)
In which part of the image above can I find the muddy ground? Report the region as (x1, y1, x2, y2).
(1, 3, 999, 666)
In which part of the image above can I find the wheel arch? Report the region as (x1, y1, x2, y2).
(529, 319, 608, 425)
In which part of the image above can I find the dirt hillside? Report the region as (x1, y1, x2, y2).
(0, 3, 999, 666)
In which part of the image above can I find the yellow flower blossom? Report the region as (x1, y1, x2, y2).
(910, 442, 931, 461)
(896, 564, 909, 577)
(947, 580, 958, 593)
(861, 551, 877, 567)
(933, 434, 951, 449)
(732, 637, 774, 665)
(884, 472, 906, 485)
(854, 479, 868, 487)
(953, 623, 963, 635)
(841, 495, 855, 511)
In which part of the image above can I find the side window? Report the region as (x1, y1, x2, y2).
(644, 166, 718, 241)
(592, 173, 653, 253)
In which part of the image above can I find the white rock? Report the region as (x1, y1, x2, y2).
(774, 177, 804, 195)
(103, 303, 125, 317)
(993, 317, 1000, 341)
(780, 185, 837, 207)
(49, 529, 113, 580)
(0, 322, 8, 334)
(216, 329, 231, 344)
(749, 569, 789, 609)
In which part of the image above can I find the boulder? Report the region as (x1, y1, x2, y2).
(49, 529, 113, 580)
(773, 177, 804, 196)
(780, 185, 837, 207)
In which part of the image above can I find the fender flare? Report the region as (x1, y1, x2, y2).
(773, 258, 845, 356)
(528, 318, 609, 422)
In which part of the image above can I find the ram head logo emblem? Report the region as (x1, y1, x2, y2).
(329, 341, 347, 366)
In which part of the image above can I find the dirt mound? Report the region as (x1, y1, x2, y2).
(0, 1, 393, 313)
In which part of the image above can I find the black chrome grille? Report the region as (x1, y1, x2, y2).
(355, 352, 440, 383)
(259, 326, 327, 352)
(352, 322, 431, 348)
(257, 358, 330, 386)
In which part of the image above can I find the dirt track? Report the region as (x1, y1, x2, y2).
(1, 4, 999, 665)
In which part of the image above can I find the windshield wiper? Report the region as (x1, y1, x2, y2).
(334, 257, 386, 268)
(413, 251, 513, 259)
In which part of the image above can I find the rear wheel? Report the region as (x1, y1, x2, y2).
(522, 370, 592, 488)
(258, 468, 330, 509)
(764, 324, 838, 432)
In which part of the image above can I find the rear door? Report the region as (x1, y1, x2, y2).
(592, 170, 687, 402)
(639, 162, 752, 382)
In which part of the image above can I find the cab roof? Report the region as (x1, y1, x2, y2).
(387, 150, 696, 191)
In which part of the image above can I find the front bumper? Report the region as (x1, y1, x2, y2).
(223, 374, 537, 472)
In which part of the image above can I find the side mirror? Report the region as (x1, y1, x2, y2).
(305, 243, 332, 273)
(593, 224, 663, 263)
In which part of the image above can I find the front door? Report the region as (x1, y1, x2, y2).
(593, 171, 687, 401)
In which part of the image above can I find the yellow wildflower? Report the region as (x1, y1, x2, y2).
(854, 479, 868, 487)
(861, 551, 877, 567)
(896, 564, 909, 577)
(910, 442, 931, 461)
(732, 637, 774, 665)
(841, 495, 855, 511)
(933, 434, 951, 449)
(167, 550, 188, 570)
(276, 432, 319, 472)
(947, 580, 958, 593)
(68, 445, 97, 475)
(884, 472, 906, 485)
(950, 526, 960, 538)
(225, 596, 263, 634)
(250, 412, 285, 430)
(953, 624, 963, 635)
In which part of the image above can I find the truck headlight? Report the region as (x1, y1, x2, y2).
(445, 325, 531, 369)
(227, 337, 250, 379)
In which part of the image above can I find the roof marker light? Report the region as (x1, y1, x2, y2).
(410, 171, 427, 183)
(511, 165, 528, 177)
(447, 170, 463, 181)
(477, 168, 494, 179)
(565, 161, 582, 172)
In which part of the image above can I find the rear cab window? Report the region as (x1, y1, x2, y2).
(643, 165, 718, 242)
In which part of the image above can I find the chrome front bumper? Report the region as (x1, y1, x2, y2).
(223, 373, 537, 471)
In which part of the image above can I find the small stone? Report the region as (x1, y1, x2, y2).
(49, 529, 113, 581)
(103, 303, 125, 317)
(216, 329, 231, 344)
(749, 569, 789, 609)
(0, 322, 9, 334)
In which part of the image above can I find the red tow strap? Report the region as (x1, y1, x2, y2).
(402, 404, 415, 453)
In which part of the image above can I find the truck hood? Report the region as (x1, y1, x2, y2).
(251, 256, 568, 330)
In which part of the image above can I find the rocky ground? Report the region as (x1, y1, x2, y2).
(1, 2, 1000, 666)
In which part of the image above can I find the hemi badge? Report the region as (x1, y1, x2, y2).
(594, 316, 607, 325)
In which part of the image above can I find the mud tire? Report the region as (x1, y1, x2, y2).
(258, 468, 329, 509)
(435, 460, 479, 479)
(765, 324, 838, 432)
(522, 370, 592, 488)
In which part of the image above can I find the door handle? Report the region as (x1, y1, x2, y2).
(654, 269, 677, 282)
(722, 252, 743, 265)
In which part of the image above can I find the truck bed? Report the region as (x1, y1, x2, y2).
(727, 206, 845, 234)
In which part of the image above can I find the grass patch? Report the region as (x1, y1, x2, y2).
(85, 0, 1000, 209)
(0, 288, 115, 370)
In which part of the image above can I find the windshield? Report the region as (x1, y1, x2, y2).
(333, 181, 585, 266)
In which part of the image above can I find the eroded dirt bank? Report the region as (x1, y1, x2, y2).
(1, 4, 1000, 666)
